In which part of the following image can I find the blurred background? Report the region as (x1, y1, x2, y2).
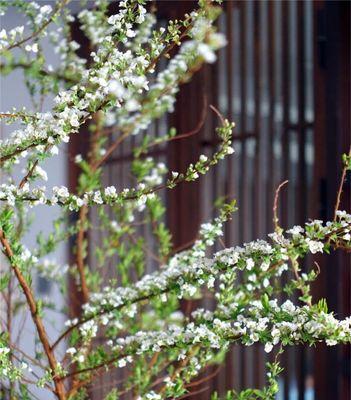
(82, 1, 349, 398)
(1, 1, 350, 399)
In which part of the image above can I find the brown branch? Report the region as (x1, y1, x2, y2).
(185, 365, 221, 388)
(178, 385, 210, 399)
(0, 33, 206, 166)
(92, 131, 129, 170)
(0, 109, 92, 165)
(0, 113, 22, 119)
(75, 205, 89, 304)
(334, 146, 351, 221)
(0, 140, 45, 164)
(147, 19, 193, 73)
(18, 159, 39, 189)
(52, 222, 351, 351)
(74, 112, 104, 306)
(51, 290, 157, 350)
(273, 180, 289, 232)
(4, 0, 70, 52)
(157, 347, 198, 397)
(103, 93, 208, 154)
(209, 104, 225, 125)
(0, 62, 79, 84)
(0, 230, 66, 400)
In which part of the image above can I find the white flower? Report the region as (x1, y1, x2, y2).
(77, 354, 85, 363)
(21, 362, 28, 370)
(126, 29, 136, 38)
(107, 14, 121, 25)
(40, 5, 52, 14)
(50, 146, 59, 155)
(199, 154, 208, 162)
(198, 43, 216, 63)
(93, 191, 103, 204)
(0, 29, 7, 39)
(125, 99, 139, 112)
(15, 26, 24, 36)
(261, 261, 270, 271)
(264, 342, 273, 353)
(104, 186, 117, 197)
(207, 276, 215, 288)
(75, 154, 83, 164)
(118, 358, 127, 367)
(246, 258, 255, 270)
(70, 113, 80, 127)
(35, 166, 48, 181)
(110, 221, 120, 232)
(306, 239, 324, 254)
(108, 80, 125, 98)
(25, 43, 39, 53)
(209, 32, 227, 48)
(66, 347, 77, 355)
(0, 347, 10, 355)
(145, 392, 161, 400)
(281, 300, 296, 314)
(53, 186, 70, 199)
(287, 225, 304, 236)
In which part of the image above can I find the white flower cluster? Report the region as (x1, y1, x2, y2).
(0, 1, 147, 162)
(0, 343, 30, 381)
(0, 26, 24, 50)
(115, 17, 227, 136)
(0, 118, 233, 209)
(0, 2, 56, 52)
(1, 1, 350, 397)
(0, 106, 86, 165)
(0, 0, 227, 172)
(0, 182, 157, 211)
(36, 259, 69, 281)
(104, 301, 351, 364)
(67, 213, 351, 343)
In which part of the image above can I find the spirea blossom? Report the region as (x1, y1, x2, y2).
(0, 1, 350, 398)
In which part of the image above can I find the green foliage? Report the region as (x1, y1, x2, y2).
(0, 1, 350, 399)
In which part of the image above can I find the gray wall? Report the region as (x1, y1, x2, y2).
(1, 3, 69, 398)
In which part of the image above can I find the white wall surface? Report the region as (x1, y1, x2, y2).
(0, 3, 71, 398)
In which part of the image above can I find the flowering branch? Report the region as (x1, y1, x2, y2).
(0, 1, 350, 399)
(0, 228, 66, 399)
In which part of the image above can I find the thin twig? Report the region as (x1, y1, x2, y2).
(0, 230, 66, 399)
(273, 180, 289, 232)
(4, 0, 70, 52)
(178, 385, 210, 399)
(209, 104, 225, 125)
(19, 159, 39, 189)
(333, 146, 351, 221)
(185, 365, 221, 388)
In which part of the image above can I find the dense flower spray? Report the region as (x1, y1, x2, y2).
(0, 1, 350, 399)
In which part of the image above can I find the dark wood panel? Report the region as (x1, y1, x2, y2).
(69, 1, 350, 398)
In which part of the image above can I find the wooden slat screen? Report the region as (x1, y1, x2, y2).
(69, 1, 350, 398)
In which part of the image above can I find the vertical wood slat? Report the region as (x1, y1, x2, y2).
(224, 1, 235, 395)
(339, 4, 351, 400)
(297, 2, 307, 399)
(312, 2, 351, 399)
(266, 1, 275, 233)
(281, 2, 292, 399)
(238, 1, 249, 390)
(252, 0, 265, 390)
